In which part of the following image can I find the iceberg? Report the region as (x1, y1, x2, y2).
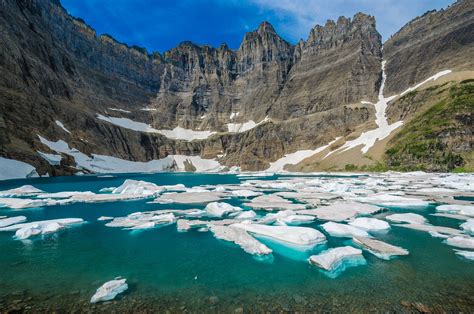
(0, 216, 27, 228)
(353, 236, 409, 260)
(460, 219, 474, 234)
(436, 204, 474, 217)
(111, 179, 165, 196)
(210, 225, 272, 256)
(348, 218, 390, 233)
(395, 223, 462, 237)
(90, 278, 128, 303)
(298, 201, 381, 222)
(232, 223, 326, 247)
(445, 236, 474, 250)
(98, 216, 114, 221)
(321, 222, 370, 238)
(13, 220, 72, 240)
(152, 191, 226, 204)
(385, 213, 427, 225)
(0, 197, 50, 209)
(205, 202, 242, 217)
(105, 212, 176, 229)
(233, 210, 257, 220)
(308, 246, 366, 277)
(454, 250, 474, 261)
(258, 210, 314, 226)
(242, 194, 307, 211)
(231, 190, 263, 198)
(0, 185, 43, 197)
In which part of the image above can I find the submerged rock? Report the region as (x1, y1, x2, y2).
(353, 236, 409, 260)
(90, 278, 128, 303)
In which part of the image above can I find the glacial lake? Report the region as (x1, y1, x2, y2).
(0, 172, 473, 312)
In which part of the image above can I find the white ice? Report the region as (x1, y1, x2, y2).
(55, 120, 71, 134)
(348, 218, 391, 232)
(90, 278, 128, 303)
(385, 213, 427, 224)
(108, 108, 131, 113)
(37, 151, 62, 166)
(232, 223, 326, 247)
(454, 250, 474, 261)
(460, 219, 474, 234)
(266, 137, 341, 172)
(205, 202, 242, 217)
(0, 185, 43, 197)
(445, 236, 474, 250)
(321, 222, 370, 238)
(298, 201, 381, 222)
(0, 157, 38, 181)
(436, 204, 474, 217)
(97, 114, 215, 140)
(258, 210, 315, 226)
(0, 218, 84, 232)
(353, 236, 409, 260)
(210, 225, 272, 256)
(0, 216, 27, 228)
(308, 246, 364, 271)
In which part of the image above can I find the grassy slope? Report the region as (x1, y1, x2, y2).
(383, 80, 473, 172)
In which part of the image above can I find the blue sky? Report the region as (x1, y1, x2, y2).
(61, 0, 454, 53)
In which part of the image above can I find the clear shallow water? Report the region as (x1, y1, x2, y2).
(0, 173, 473, 312)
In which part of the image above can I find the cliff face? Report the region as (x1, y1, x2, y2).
(0, 0, 472, 175)
(383, 0, 474, 95)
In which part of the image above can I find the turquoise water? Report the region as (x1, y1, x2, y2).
(0, 173, 473, 312)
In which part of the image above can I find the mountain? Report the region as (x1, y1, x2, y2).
(0, 0, 472, 178)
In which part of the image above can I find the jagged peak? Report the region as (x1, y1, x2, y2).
(257, 21, 276, 34)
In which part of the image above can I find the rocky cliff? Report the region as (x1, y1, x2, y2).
(0, 0, 472, 176)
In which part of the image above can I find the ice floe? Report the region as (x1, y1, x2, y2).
(232, 223, 326, 247)
(0, 218, 84, 239)
(0, 185, 43, 197)
(299, 201, 381, 222)
(90, 278, 128, 303)
(353, 236, 409, 260)
(152, 191, 227, 204)
(356, 193, 431, 208)
(0, 216, 27, 228)
(348, 218, 390, 233)
(385, 213, 427, 225)
(321, 222, 370, 238)
(258, 210, 315, 226)
(460, 219, 474, 234)
(105, 212, 176, 230)
(97, 114, 215, 140)
(308, 246, 366, 277)
(436, 204, 474, 217)
(0, 218, 84, 232)
(454, 250, 474, 261)
(445, 236, 474, 250)
(395, 223, 463, 237)
(210, 225, 272, 256)
(242, 194, 307, 211)
(205, 202, 242, 217)
(0, 157, 38, 181)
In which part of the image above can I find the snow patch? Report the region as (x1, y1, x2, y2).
(55, 120, 71, 134)
(226, 116, 269, 133)
(0, 157, 38, 181)
(400, 70, 452, 96)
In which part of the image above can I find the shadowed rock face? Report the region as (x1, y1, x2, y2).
(383, 0, 474, 95)
(0, 0, 471, 174)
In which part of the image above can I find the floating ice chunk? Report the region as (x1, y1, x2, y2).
(205, 202, 242, 217)
(0, 218, 84, 232)
(429, 231, 450, 239)
(90, 278, 128, 303)
(454, 250, 474, 261)
(243, 194, 307, 211)
(55, 120, 71, 134)
(299, 201, 381, 222)
(152, 191, 226, 204)
(40, 222, 64, 234)
(176, 219, 240, 232)
(98, 216, 114, 221)
(0, 216, 27, 228)
(231, 190, 263, 198)
(0, 157, 38, 181)
(232, 223, 326, 247)
(348, 218, 390, 232)
(234, 210, 257, 220)
(259, 210, 314, 226)
(308, 246, 365, 276)
(357, 193, 431, 208)
(321, 222, 370, 238)
(460, 219, 474, 234)
(112, 179, 163, 196)
(445, 236, 474, 250)
(353, 236, 409, 260)
(37, 191, 95, 199)
(15, 225, 42, 240)
(210, 225, 272, 256)
(436, 204, 474, 217)
(385, 213, 427, 225)
(0, 185, 43, 197)
(395, 223, 463, 237)
(106, 212, 175, 229)
(0, 197, 50, 209)
(430, 213, 471, 221)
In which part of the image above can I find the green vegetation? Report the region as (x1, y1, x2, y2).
(383, 82, 473, 172)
